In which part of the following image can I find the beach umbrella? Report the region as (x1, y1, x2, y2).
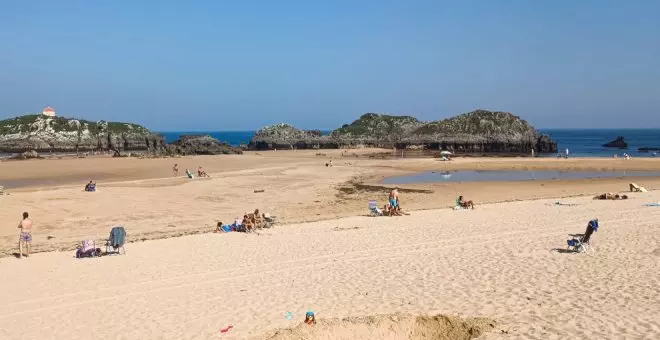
(440, 150, 452, 155)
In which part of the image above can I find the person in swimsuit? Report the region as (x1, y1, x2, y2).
(17, 212, 33, 258)
(172, 164, 179, 177)
(389, 188, 399, 209)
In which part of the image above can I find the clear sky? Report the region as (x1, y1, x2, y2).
(1, 0, 658, 130)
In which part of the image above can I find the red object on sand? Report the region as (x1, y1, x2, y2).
(220, 326, 233, 333)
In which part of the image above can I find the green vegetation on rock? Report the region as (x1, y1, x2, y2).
(0, 114, 150, 135)
(332, 113, 422, 137)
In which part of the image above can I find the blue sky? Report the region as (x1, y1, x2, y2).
(1, 0, 658, 130)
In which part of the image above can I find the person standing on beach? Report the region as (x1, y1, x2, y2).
(173, 164, 179, 177)
(389, 188, 399, 210)
(17, 212, 33, 258)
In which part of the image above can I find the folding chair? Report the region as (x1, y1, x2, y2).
(369, 200, 383, 216)
(106, 226, 126, 255)
(567, 219, 599, 253)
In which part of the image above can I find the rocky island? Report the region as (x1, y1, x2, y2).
(0, 113, 241, 156)
(602, 136, 628, 149)
(249, 110, 557, 153)
(0, 114, 165, 154)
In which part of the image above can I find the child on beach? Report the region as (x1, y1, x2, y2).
(304, 311, 316, 325)
(173, 164, 179, 177)
(17, 212, 33, 258)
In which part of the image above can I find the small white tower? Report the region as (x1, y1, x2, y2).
(42, 106, 56, 117)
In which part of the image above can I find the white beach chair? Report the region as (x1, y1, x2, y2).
(369, 200, 383, 216)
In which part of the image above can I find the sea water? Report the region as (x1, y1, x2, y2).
(158, 129, 660, 157)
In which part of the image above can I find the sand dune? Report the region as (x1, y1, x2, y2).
(1, 192, 659, 339)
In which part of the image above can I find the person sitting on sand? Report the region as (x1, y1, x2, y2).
(242, 214, 254, 232)
(197, 166, 209, 178)
(394, 197, 411, 215)
(253, 209, 263, 228)
(304, 311, 316, 325)
(17, 212, 33, 258)
(384, 203, 401, 216)
(84, 180, 96, 192)
(457, 195, 474, 209)
(185, 169, 194, 179)
(173, 164, 179, 177)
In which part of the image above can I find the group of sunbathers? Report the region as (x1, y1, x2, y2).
(173, 163, 210, 178)
(384, 188, 410, 216)
(593, 193, 628, 200)
(216, 209, 275, 233)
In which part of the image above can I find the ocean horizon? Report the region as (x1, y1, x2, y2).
(158, 128, 660, 158)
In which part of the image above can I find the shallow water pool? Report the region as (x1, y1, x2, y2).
(381, 170, 660, 184)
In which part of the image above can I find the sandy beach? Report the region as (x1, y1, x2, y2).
(1, 152, 660, 339)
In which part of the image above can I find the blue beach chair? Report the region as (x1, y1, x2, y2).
(567, 219, 599, 253)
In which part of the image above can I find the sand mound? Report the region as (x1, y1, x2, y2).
(262, 313, 496, 340)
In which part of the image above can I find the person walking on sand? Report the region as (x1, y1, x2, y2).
(17, 212, 33, 258)
(172, 163, 179, 177)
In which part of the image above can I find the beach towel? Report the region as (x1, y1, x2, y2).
(553, 201, 578, 206)
(221, 225, 233, 232)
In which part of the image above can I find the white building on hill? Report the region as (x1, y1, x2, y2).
(42, 106, 56, 117)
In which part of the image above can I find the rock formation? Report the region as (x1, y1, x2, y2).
(250, 110, 557, 153)
(249, 123, 334, 150)
(602, 136, 628, 148)
(166, 135, 243, 155)
(638, 147, 660, 152)
(0, 114, 165, 154)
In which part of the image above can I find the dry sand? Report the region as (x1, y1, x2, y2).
(1, 151, 660, 339)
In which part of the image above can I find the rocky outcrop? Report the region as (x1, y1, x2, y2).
(638, 147, 660, 152)
(167, 135, 243, 155)
(330, 113, 424, 148)
(603, 136, 628, 148)
(10, 150, 42, 160)
(248, 123, 335, 150)
(0, 115, 165, 153)
(249, 110, 557, 153)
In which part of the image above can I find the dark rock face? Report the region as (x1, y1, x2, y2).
(249, 110, 557, 153)
(602, 136, 628, 148)
(638, 147, 660, 152)
(0, 115, 165, 153)
(167, 135, 243, 155)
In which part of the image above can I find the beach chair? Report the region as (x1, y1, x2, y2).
(567, 219, 599, 253)
(106, 226, 126, 255)
(369, 200, 383, 216)
(76, 239, 101, 258)
(262, 213, 277, 228)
